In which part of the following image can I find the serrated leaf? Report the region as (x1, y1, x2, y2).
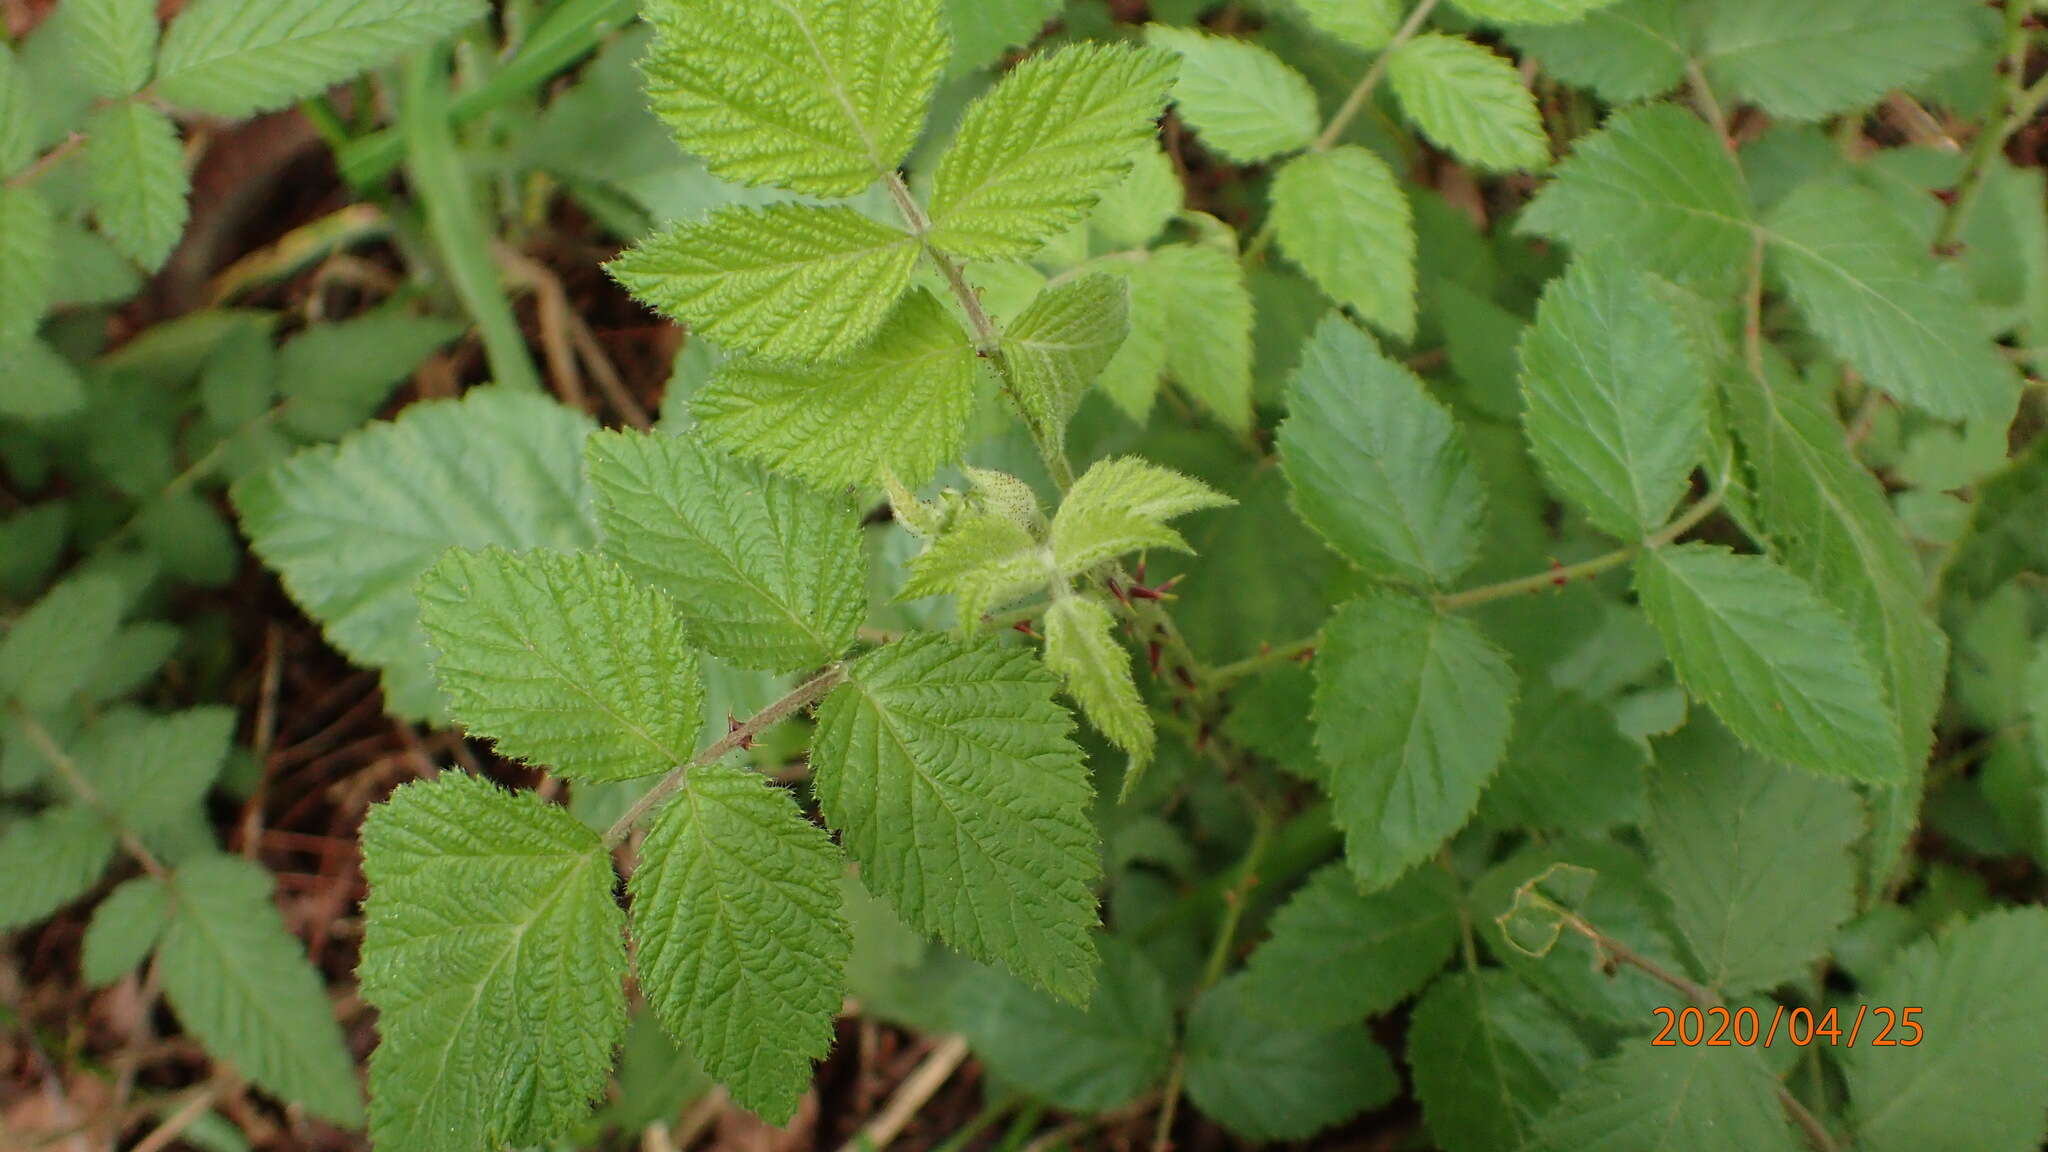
(610, 203, 918, 364)
(1634, 543, 1905, 783)
(1700, 0, 1982, 121)
(83, 103, 188, 272)
(1049, 455, 1232, 577)
(585, 430, 864, 672)
(1278, 315, 1485, 585)
(1315, 591, 1516, 890)
(155, 0, 486, 117)
(695, 290, 979, 488)
(81, 875, 169, 986)
(1143, 25, 1318, 163)
(1043, 595, 1152, 765)
(275, 310, 463, 439)
(1238, 863, 1460, 1027)
(811, 634, 1100, 1001)
(160, 854, 362, 1124)
(640, 0, 946, 196)
(1844, 908, 2048, 1152)
(945, 0, 1061, 75)
(628, 762, 848, 1123)
(1452, 0, 1623, 22)
(1154, 243, 1253, 431)
(0, 806, 117, 931)
(949, 937, 1170, 1110)
(2, 338, 86, 420)
(74, 707, 234, 832)
(0, 572, 127, 714)
(417, 548, 703, 783)
(1292, 0, 1401, 51)
(1767, 181, 2018, 423)
(1002, 274, 1129, 451)
(1647, 721, 1860, 993)
(1184, 976, 1398, 1142)
(901, 508, 1050, 624)
(1508, 0, 1687, 103)
(1270, 146, 1417, 339)
(0, 185, 54, 348)
(1530, 1043, 1799, 1151)
(928, 42, 1176, 258)
(1481, 681, 1646, 832)
(1388, 33, 1548, 170)
(1520, 103, 1752, 296)
(1519, 257, 1706, 537)
(55, 0, 157, 97)
(233, 388, 598, 721)
(1088, 142, 1181, 250)
(359, 775, 627, 1151)
(1407, 970, 1591, 1152)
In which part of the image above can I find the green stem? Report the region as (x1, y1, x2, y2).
(1934, 2, 2043, 250)
(1432, 484, 1726, 612)
(9, 706, 168, 880)
(1207, 636, 1317, 690)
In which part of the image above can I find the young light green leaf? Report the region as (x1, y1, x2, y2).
(585, 430, 864, 672)
(1844, 908, 2048, 1152)
(629, 763, 849, 1124)
(1527, 1044, 1800, 1152)
(1451, 0, 1625, 22)
(359, 774, 627, 1152)
(1647, 721, 1860, 993)
(695, 290, 980, 489)
(1508, 0, 1688, 103)
(82, 875, 169, 986)
(0, 572, 128, 714)
(640, 0, 947, 196)
(1184, 977, 1398, 1143)
(1407, 970, 1592, 1152)
(900, 509, 1051, 625)
(159, 855, 363, 1124)
(811, 634, 1100, 1002)
(1270, 147, 1417, 339)
(1143, 25, 1318, 163)
(233, 388, 598, 720)
(1002, 274, 1129, 451)
(0, 807, 117, 932)
(927, 42, 1176, 258)
(1291, 0, 1401, 51)
(417, 548, 703, 783)
(275, 310, 463, 439)
(948, 938, 1170, 1111)
(83, 103, 189, 273)
(1701, 0, 1982, 121)
(1278, 315, 1485, 585)
(55, 0, 157, 97)
(1520, 103, 1752, 296)
(1519, 257, 1706, 537)
(1049, 455, 1232, 577)
(155, 0, 486, 117)
(609, 204, 918, 364)
(1315, 592, 1517, 890)
(1767, 181, 2019, 423)
(1, 339, 85, 421)
(1634, 543, 1906, 783)
(1388, 34, 1549, 171)
(1238, 863, 1460, 1027)
(0, 185, 54, 348)
(1043, 594, 1153, 766)
(1154, 243, 1254, 431)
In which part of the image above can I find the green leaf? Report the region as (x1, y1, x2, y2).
(1767, 181, 2019, 423)
(811, 634, 1100, 1001)
(1701, 0, 1983, 121)
(359, 774, 627, 1151)
(1519, 257, 1707, 537)
(1143, 25, 1318, 163)
(945, 0, 1060, 75)
(1043, 594, 1152, 765)
(1388, 33, 1548, 171)
(1270, 146, 1417, 339)
(416, 548, 703, 783)
(1844, 908, 2048, 1152)
(1278, 315, 1485, 585)
(1407, 970, 1592, 1152)
(695, 290, 980, 489)
(1520, 103, 1752, 296)
(1002, 274, 1129, 451)
(1, 338, 86, 421)
(609, 203, 918, 364)
(628, 762, 848, 1123)
(159, 854, 362, 1124)
(585, 430, 864, 672)
(155, 0, 486, 117)
(1633, 543, 1905, 783)
(900, 508, 1051, 625)
(1528, 1044, 1799, 1151)
(55, 0, 157, 97)
(83, 104, 188, 273)
(1184, 976, 1398, 1142)
(0, 44, 35, 176)
(0, 806, 117, 931)
(1049, 455, 1231, 578)
(0, 185, 54, 348)
(948, 937, 1171, 1111)
(0, 572, 128, 714)
(1315, 591, 1517, 889)
(1481, 681, 1647, 833)
(928, 42, 1177, 258)
(81, 875, 169, 986)
(1291, 0, 1401, 51)
(75, 707, 234, 832)
(639, 0, 946, 196)
(1238, 863, 1461, 1026)
(1509, 0, 1688, 103)
(275, 310, 464, 439)
(233, 388, 598, 720)
(1647, 721, 1860, 993)
(1452, 0, 1624, 22)
(1153, 243, 1254, 431)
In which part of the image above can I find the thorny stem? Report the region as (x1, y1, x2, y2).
(1430, 483, 1727, 612)
(1207, 636, 1318, 690)
(601, 665, 847, 849)
(1934, 0, 2047, 250)
(9, 706, 170, 880)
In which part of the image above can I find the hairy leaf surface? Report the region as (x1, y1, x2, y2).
(1143, 25, 1318, 163)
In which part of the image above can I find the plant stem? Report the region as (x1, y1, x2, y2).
(601, 665, 847, 848)
(1934, 0, 2044, 250)
(1207, 636, 1317, 690)
(1432, 486, 1726, 611)
(9, 706, 169, 880)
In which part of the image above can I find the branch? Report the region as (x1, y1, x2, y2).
(9, 706, 170, 880)
(1432, 481, 1727, 612)
(1934, 1, 2046, 250)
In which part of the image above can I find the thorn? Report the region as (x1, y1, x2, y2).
(1933, 240, 1965, 259)
(1147, 640, 1164, 676)
(1549, 558, 1569, 588)
(1173, 665, 1197, 691)
(1012, 620, 1039, 639)
(1106, 579, 1130, 605)
(1133, 559, 1147, 584)
(1128, 582, 1164, 601)
(1931, 187, 1960, 206)
(727, 714, 754, 750)
(1194, 723, 1210, 751)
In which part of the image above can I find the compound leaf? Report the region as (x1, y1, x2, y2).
(74, 707, 235, 832)
(81, 875, 169, 986)
(1388, 33, 1548, 171)
(900, 509, 1051, 626)
(1050, 455, 1231, 578)
(1002, 274, 1129, 451)
(1043, 594, 1152, 765)
(0, 806, 117, 932)
(83, 103, 189, 273)
(0, 571, 127, 714)
(1143, 24, 1318, 163)
(1153, 243, 1254, 431)
(56, 0, 156, 97)
(1270, 146, 1416, 339)
(1238, 863, 1461, 1027)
